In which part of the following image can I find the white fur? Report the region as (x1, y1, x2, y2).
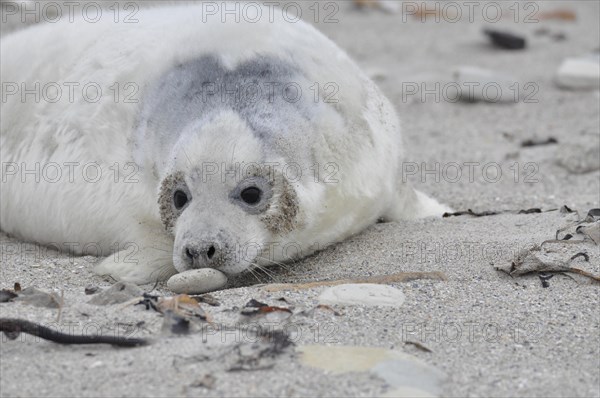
(0, 4, 450, 284)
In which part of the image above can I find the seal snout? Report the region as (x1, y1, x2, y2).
(182, 241, 223, 269)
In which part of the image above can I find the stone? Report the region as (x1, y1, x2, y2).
(88, 282, 143, 305)
(555, 55, 600, 90)
(167, 268, 228, 294)
(14, 287, 61, 308)
(377, 0, 401, 13)
(484, 29, 526, 50)
(318, 283, 405, 307)
(453, 66, 519, 103)
(556, 144, 600, 174)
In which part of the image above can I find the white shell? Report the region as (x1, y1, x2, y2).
(167, 269, 228, 294)
(318, 283, 405, 307)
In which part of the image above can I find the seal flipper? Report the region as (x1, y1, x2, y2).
(383, 184, 452, 221)
(412, 190, 453, 218)
(94, 246, 177, 284)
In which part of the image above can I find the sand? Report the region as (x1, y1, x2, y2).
(1, 1, 599, 397)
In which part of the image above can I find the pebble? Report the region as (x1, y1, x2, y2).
(167, 268, 228, 294)
(453, 66, 519, 103)
(84, 285, 99, 295)
(556, 144, 600, 174)
(318, 283, 405, 307)
(555, 55, 600, 90)
(14, 287, 61, 308)
(377, 0, 401, 13)
(484, 29, 526, 50)
(88, 282, 143, 305)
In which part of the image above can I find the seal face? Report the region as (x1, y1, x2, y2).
(0, 4, 451, 284)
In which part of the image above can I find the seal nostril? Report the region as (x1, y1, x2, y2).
(185, 247, 198, 261)
(206, 245, 216, 259)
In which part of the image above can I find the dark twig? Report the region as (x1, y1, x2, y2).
(0, 318, 147, 347)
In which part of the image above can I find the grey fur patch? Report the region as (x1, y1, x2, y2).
(158, 171, 187, 234)
(135, 54, 319, 166)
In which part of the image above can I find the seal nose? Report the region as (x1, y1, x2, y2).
(183, 242, 219, 268)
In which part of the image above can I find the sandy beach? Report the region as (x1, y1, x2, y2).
(1, 1, 599, 397)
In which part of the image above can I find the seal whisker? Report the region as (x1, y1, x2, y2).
(250, 262, 277, 280)
(182, 148, 193, 169)
(256, 256, 301, 276)
(245, 263, 267, 283)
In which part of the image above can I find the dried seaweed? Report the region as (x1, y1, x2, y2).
(498, 245, 599, 283)
(240, 299, 292, 316)
(443, 208, 542, 218)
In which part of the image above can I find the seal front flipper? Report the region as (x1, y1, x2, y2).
(94, 246, 177, 284)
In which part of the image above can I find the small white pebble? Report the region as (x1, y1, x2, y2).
(167, 268, 228, 294)
(89, 361, 104, 369)
(555, 55, 600, 90)
(453, 66, 519, 103)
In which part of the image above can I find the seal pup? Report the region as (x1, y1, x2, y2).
(0, 4, 451, 284)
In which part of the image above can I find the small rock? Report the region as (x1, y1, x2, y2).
(89, 361, 104, 369)
(484, 29, 526, 50)
(0, 290, 18, 303)
(377, 0, 401, 13)
(84, 285, 99, 295)
(556, 144, 600, 174)
(14, 287, 61, 308)
(318, 283, 405, 307)
(190, 374, 216, 389)
(453, 66, 519, 103)
(167, 269, 228, 294)
(555, 54, 600, 90)
(88, 282, 143, 305)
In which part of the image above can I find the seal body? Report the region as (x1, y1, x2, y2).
(0, 4, 450, 283)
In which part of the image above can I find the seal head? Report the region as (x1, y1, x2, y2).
(146, 55, 320, 275)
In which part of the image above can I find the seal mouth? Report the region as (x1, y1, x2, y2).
(174, 235, 265, 276)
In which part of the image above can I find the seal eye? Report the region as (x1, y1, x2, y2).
(240, 187, 261, 205)
(173, 190, 189, 210)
